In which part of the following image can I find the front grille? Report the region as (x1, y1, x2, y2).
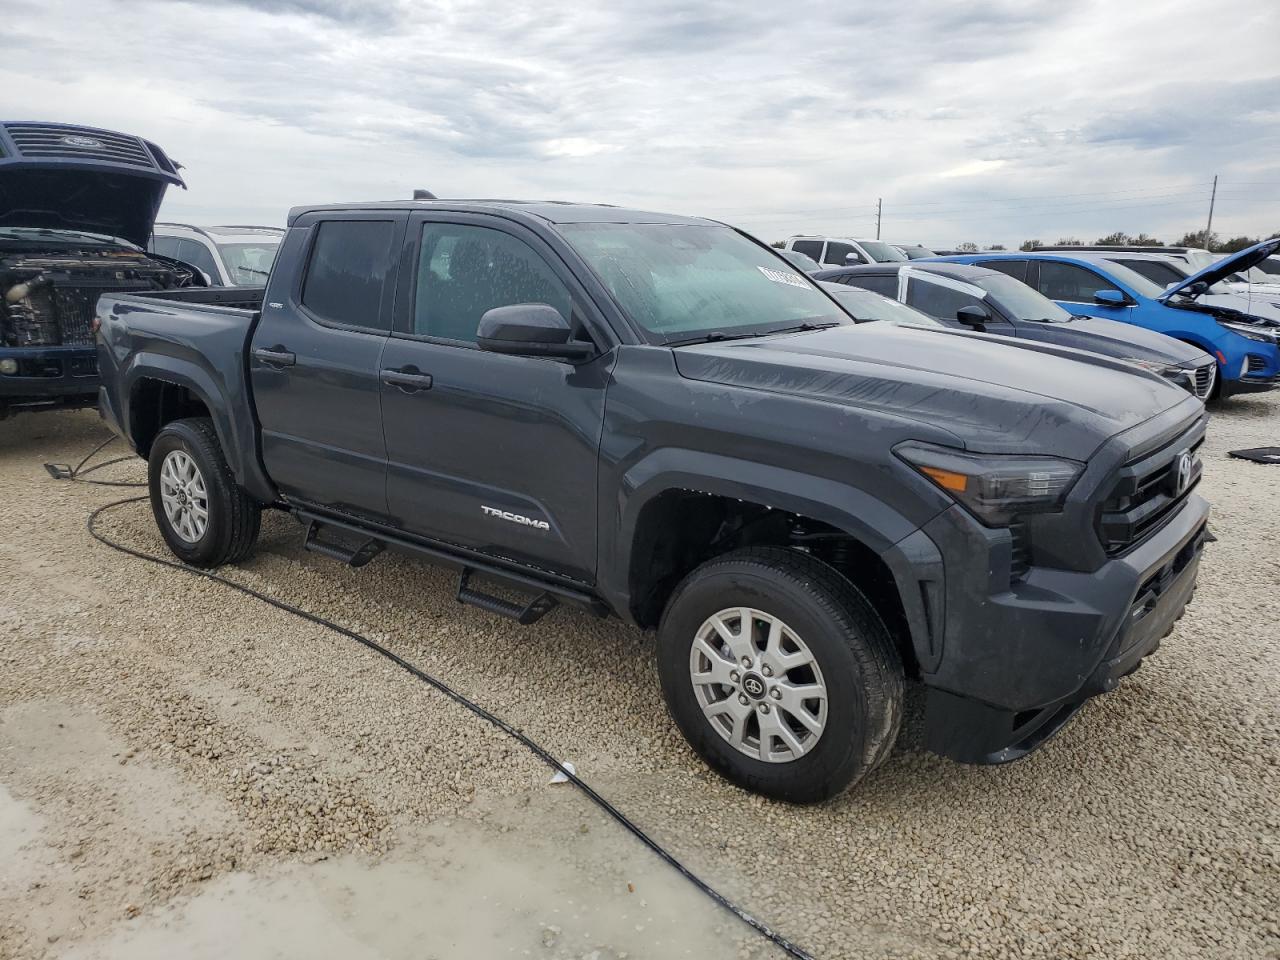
(2, 122, 155, 168)
(1193, 363, 1216, 399)
(1246, 356, 1267, 374)
(51, 285, 146, 345)
(1099, 422, 1206, 555)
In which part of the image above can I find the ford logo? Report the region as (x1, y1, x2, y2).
(60, 135, 104, 148)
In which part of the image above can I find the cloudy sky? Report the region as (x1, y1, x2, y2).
(5, 0, 1279, 248)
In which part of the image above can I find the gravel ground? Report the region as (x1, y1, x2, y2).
(1, 398, 1277, 960)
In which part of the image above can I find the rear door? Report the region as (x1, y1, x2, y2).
(378, 212, 613, 581)
(250, 214, 405, 520)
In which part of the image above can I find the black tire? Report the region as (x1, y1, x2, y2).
(656, 546, 903, 803)
(148, 417, 260, 567)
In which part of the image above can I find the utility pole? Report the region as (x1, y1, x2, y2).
(875, 198, 882, 240)
(1204, 175, 1217, 249)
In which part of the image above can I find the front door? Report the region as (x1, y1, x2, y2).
(250, 215, 405, 520)
(903, 271, 1013, 334)
(379, 214, 613, 581)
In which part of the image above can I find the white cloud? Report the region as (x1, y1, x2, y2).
(4, 0, 1278, 247)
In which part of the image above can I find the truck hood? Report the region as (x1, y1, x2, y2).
(0, 168, 180, 249)
(1158, 236, 1280, 302)
(1046, 314, 1209, 365)
(0, 122, 186, 248)
(673, 323, 1195, 460)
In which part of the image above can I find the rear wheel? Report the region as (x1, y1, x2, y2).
(148, 418, 260, 567)
(656, 547, 903, 803)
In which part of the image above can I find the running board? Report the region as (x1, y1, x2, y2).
(290, 508, 609, 619)
(303, 518, 385, 568)
(456, 568, 558, 624)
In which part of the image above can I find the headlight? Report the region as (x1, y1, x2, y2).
(1220, 321, 1279, 344)
(1120, 357, 1181, 377)
(895, 442, 1084, 527)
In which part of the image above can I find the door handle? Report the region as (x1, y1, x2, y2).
(380, 367, 434, 393)
(253, 346, 296, 368)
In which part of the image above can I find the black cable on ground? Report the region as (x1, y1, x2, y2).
(66, 463, 818, 960)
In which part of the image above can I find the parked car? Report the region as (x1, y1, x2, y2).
(782, 235, 908, 267)
(0, 121, 202, 419)
(1034, 244, 1219, 272)
(933, 241, 1280, 398)
(150, 224, 283, 287)
(1069, 251, 1280, 320)
(98, 199, 1210, 803)
(891, 243, 937, 260)
(814, 262, 1217, 399)
(775, 247, 821, 273)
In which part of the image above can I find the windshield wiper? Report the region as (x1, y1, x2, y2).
(666, 330, 765, 347)
(765, 321, 841, 336)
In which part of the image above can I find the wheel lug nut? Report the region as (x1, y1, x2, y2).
(771, 688, 781, 700)
(761, 665, 773, 677)
(759, 703, 770, 714)
(741, 657, 753, 668)
(738, 694, 749, 706)
(729, 671, 739, 683)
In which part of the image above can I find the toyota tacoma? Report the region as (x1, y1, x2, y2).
(95, 200, 1211, 802)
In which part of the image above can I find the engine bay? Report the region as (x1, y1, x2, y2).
(2, 244, 198, 348)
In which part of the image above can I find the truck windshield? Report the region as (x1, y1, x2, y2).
(560, 222, 847, 343)
(217, 242, 281, 284)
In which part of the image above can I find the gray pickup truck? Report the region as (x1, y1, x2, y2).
(96, 200, 1211, 802)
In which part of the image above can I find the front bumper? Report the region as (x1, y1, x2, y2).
(1220, 371, 1280, 397)
(0, 344, 100, 410)
(912, 493, 1210, 764)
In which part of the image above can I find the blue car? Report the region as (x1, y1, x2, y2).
(933, 238, 1280, 399)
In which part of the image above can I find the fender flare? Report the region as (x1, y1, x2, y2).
(122, 353, 276, 504)
(608, 448, 943, 664)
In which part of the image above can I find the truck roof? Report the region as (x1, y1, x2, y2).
(286, 199, 715, 228)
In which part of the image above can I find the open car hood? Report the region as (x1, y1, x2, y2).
(1159, 236, 1280, 303)
(0, 121, 186, 248)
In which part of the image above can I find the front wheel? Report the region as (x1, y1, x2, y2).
(656, 547, 903, 803)
(148, 418, 260, 567)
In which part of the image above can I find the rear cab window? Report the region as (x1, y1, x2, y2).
(300, 219, 398, 331)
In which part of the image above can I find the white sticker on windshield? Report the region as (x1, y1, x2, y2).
(757, 265, 811, 288)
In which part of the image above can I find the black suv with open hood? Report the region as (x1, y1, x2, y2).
(0, 121, 201, 418)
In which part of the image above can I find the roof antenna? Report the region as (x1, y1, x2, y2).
(413, 188, 437, 200)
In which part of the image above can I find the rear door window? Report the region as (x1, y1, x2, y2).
(791, 239, 823, 260)
(981, 259, 1028, 282)
(844, 274, 898, 297)
(905, 276, 986, 320)
(1036, 261, 1121, 303)
(300, 220, 397, 331)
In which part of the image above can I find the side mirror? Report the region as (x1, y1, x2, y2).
(1093, 289, 1128, 306)
(476, 304, 594, 360)
(955, 305, 991, 331)
(844, 252, 864, 264)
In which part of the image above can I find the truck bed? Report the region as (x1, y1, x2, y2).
(124, 285, 266, 312)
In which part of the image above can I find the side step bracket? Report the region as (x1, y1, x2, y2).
(457, 568, 558, 625)
(303, 518, 385, 568)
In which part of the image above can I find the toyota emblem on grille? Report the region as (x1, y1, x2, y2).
(60, 135, 104, 147)
(1174, 450, 1194, 496)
